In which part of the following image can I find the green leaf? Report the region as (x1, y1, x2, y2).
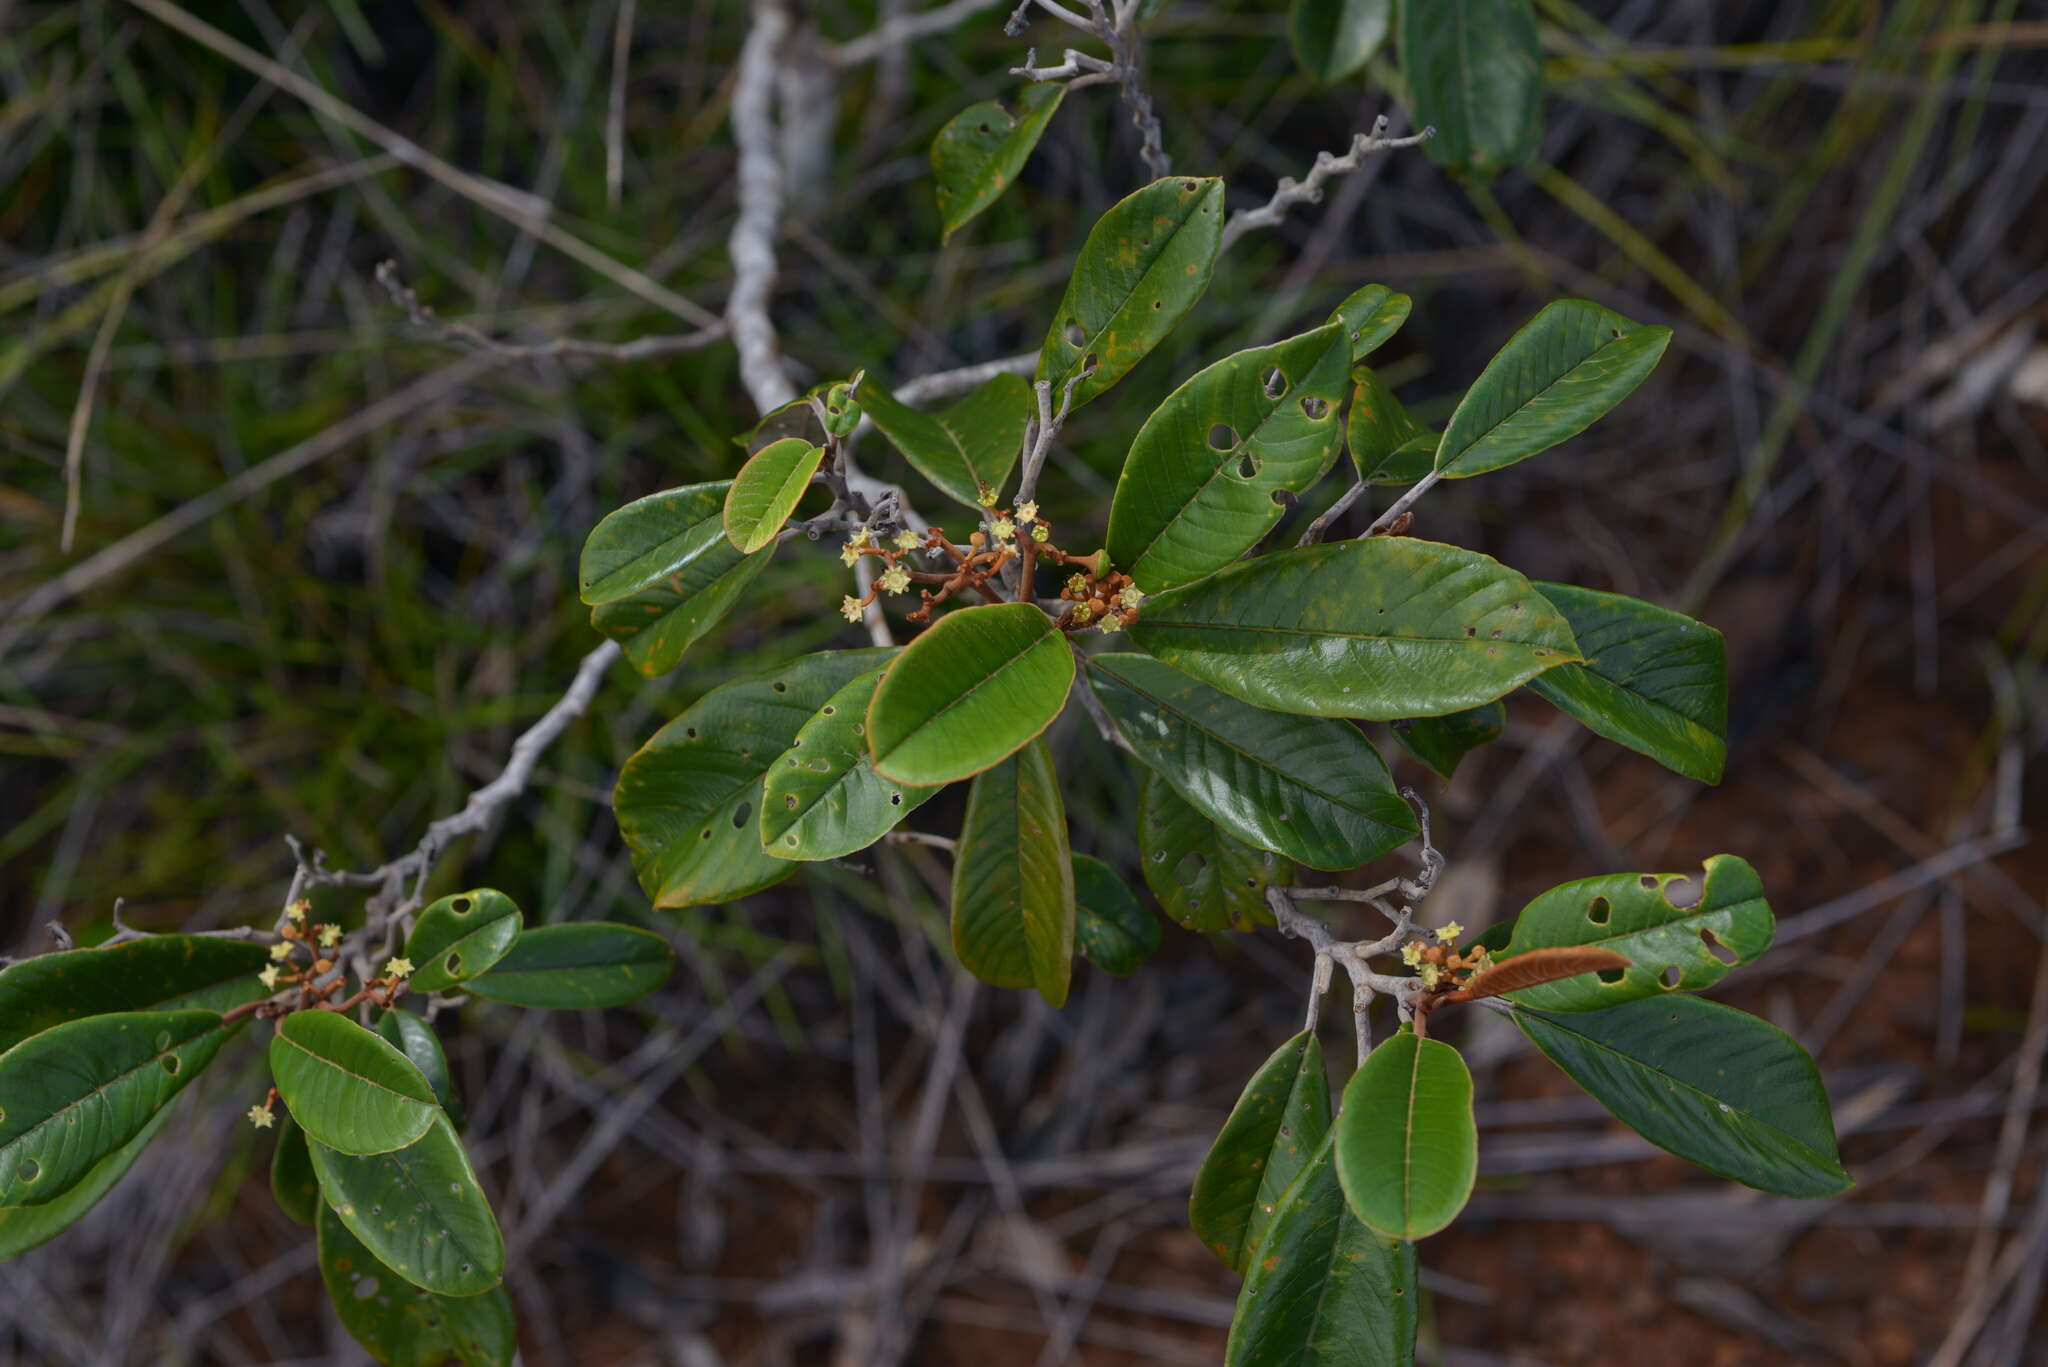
(375, 1010, 463, 1130)
(0, 1105, 174, 1260)
(581, 481, 775, 677)
(310, 1113, 504, 1295)
(1289, 0, 1390, 83)
(1435, 300, 1672, 478)
(1224, 1131, 1418, 1367)
(1327, 284, 1412, 363)
(1108, 323, 1350, 590)
(1039, 177, 1224, 409)
(1088, 654, 1415, 869)
(0, 1009, 224, 1206)
(950, 739, 1074, 1007)
(723, 437, 825, 553)
(866, 603, 1074, 786)
(1399, 0, 1542, 184)
(463, 923, 674, 1009)
(616, 648, 892, 907)
(1391, 701, 1504, 779)
(0, 936, 267, 1054)
(271, 1115, 320, 1226)
(1346, 365, 1437, 486)
(1469, 917, 1515, 955)
(401, 890, 522, 996)
(270, 1010, 438, 1157)
(1189, 1030, 1330, 1273)
(1334, 1029, 1476, 1240)
(861, 373, 1033, 510)
(1128, 539, 1580, 719)
(1525, 582, 1727, 783)
(763, 667, 942, 862)
(318, 1203, 517, 1366)
(932, 83, 1066, 240)
(1071, 853, 1160, 976)
(1498, 854, 1773, 1011)
(1137, 774, 1290, 933)
(1515, 995, 1852, 1198)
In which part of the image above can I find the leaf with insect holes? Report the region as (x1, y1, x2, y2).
(309, 1112, 504, 1295)
(1039, 177, 1224, 409)
(401, 890, 521, 995)
(1334, 1028, 1476, 1240)
(1190, 1029, 1330, 1273)
(1498, 854, 1773, 1011)
(1347, 365, 1437, 486)
(317, 1202, 516, 1366)
(1072, 853, 1160, 976)
(861, 373, 1033, 510)
(270, 1010, 438, 1157)
(763, 667, 942, 862)
(1137, 774, 1290, 933)
(0, 1104, 175, 1260)
(1326, 283, 1412, 363)
(867, 603, 1074, 786)
(1289, 0, 1391, 83)
(1400, 0, 1542, 184)
(932, 83, 1067, 240)
(1108, 322, 1350, 590)
(375, 1010, 463, 1130)
(0, 1009, 225, 1206)
(462, 923, 674, 1010)
(951, 740, 1074, 1006)
(1452, 946, 1631, 1001)
(615, 649, 893, 907)
(0, 936, 267, 1055)
(1392, 701, 1504, 779)
(270, 1115, 319, 1227)
(723, 437, 825, 553)
(580, 481, 775, 677)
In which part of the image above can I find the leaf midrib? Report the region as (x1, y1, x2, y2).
(1143, 616, 1572, 650)
(874, 624, 1057, 764)
(1440, 323, 1640, 474)
(277, 1031, 431, 1109)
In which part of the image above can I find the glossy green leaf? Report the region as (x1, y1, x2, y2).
(723, 436, 825, 554)
(0, 1009, 223, 1206)
(0, 936, 266, 1055)
(1526, 582, 1728, 783)
(763, 667, 942, 862)
(1089, 654, 1415, 869)
(317, 1203, 516, 1366)
(1515, 995, 1852, 1198)
(950, 740, 1074, 1007)
(270, 1010, 438, 1157)
(271, 1115, 320, 1226)
(1391, 701, 1504, 779)
(463, 923, 674, 1009)
(1399, 0, 1542, 184)
(616, 649, 891, 907)
(375, 1010, 462, 1129)
(1189, 1030, 1330, 1273)
(1224, 1132, 1417, 1367)
(401, 890, 522, 996)
(1327, 284, 1412, 363)
(0, 1104, 174, 1260)
(861, 372, 1033, 509)
(1436, 300, 1672, 478)
(1334, 1029, 1476, 1240)
(580, 480, 775, 677)
(310, 1113, 503, 1295)
(1138, 774, 1289, 933)
(1499, 854, 1773, 1011)
(1072, 853, 1159, 977)
(1469, 917, 1516, 955)
(1108, 323, 1350, 590)
(1128, 539, 1579, 719)
(1346, 365, 1437, 486)
(1289, 0, 1390, 83)
(1038, 177, 1224, 409)
(932, 83, 1066, 240)
(867, 603, 1074, 785)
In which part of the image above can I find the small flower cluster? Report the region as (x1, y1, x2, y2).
(247, 905, 415, 1126)
(1056, 564, 1145, 634)
(260, 899, 345, 993)
(1399, 920, 1489, 991)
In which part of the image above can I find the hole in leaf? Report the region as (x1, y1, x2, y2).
(160, 1055, 181, 1076)
(732, 802, 753, 829)
(977, 122, 992, 133)
(1640, 875, 1658, 890)
(1270, 489, 1293, 507)
(784, 794, 798, 810)
(889, 792, 903, 806)
(772, 681, 787, 693)
(1083, 352, 1099, 372)
(445, 952, 462, 976)
(1237, 453, 1261, 479)
(1663, 875, 1702, 909)
(700, 830, 712, 841)
(18, 1158, 38, 1183)
(1587, 896, 1610, 925)
(451, 896, 472, 914)
(1299, 395, 1330, 420)
(685, 727, 698, 739)
(1659, 965, 1681, 989)
(1262, 367, 1287, 399)
(154, 1031, 171, 1051)
(785, 835, 798, 847)
(1174, 851, 1208, 887)
(1700, 929, 1738, 965)
(1597, 968, 1625, 985)
(1151, 299, 1163, 309)
(1064, 320, 1086, 348)
(821, 705, 835, 716)
(1207, 424, 1237, 450)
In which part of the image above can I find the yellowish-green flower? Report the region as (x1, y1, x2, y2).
(879, 566, 911, 594)
(268, 941, 293, 961)
(1098, 614, 1124, 634)
(1400, 941, 1424, 967)
(285, 899, 308, 923)
(1070, 602, 1095, 624)
(1066, 572, 1088, 594)
(893, 528, 922, 551)
(976, 486, 999, 508)
(990, 517, 1017, 541)
(840, 595, 865, 623)
(258, 964, 281, 991)
(384, 957, 414, 980)
(1118, 585, 1145, 610)
(247, 1105, 276, 1130)
(1418, 963, 1443, 988)
(317, 924, 342, 948)
(1015, 500, 1039, 523)
(1436, 921, 1463, 944)
(1031, 523, 1051, 543)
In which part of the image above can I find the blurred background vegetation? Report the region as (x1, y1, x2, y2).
(3, 0, 2046, 1362)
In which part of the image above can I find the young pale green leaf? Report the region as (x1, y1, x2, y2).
(317, 1202, 517, 1367)
(723, 436, 825, 553)
(1089, 654, 1415, 869)
(616, 649, 892, 907)
(860, 373, 1033, 509)
(1107, 323, 1350, 589)
(1288, 0, 1390, 83)
(867, 603, 1074, 785)
(310, 1113, 504, 1295)
(763, 667, 942, 862)
(581, 481, 775, 677)
(1399, 0, 1542, 184)
(1436, 299, 1672, 478)
(1225, 1131, 1418, 1366)
(1526, 582, 1728, 783)
(1347, 365, 1437, 486)
(401, 889, 522, 995)
(1327, 283, 1412, 363)
(271, 1115, 320, 1226)
(1391, 701, 1504, 779)
(1189, 1030, 1330, 1273)
(1516, 995, 1852, 1198)
(1072, 853, 1160, 977)
(462, 923, 674, 1009)
(270, 1010, 439, 1157)
(1499, 854, 1773, 1011)
(951, 740, 1074, 1007)
(375, 1010, 462, 1129)
(0, 1009, 224, 1207)
(0, 936, 267, 1054)
(1334, 1029, 1476, 1240)
(0, 1104, 174, 1261)
(1138, 774, 1290, 933)
(1039, 177, 1224, 409)
(932, 84, 1066, 240)
(1128, 539, 1579, 719)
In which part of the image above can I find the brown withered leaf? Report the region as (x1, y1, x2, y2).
(1451, 946, 1632, 1001)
